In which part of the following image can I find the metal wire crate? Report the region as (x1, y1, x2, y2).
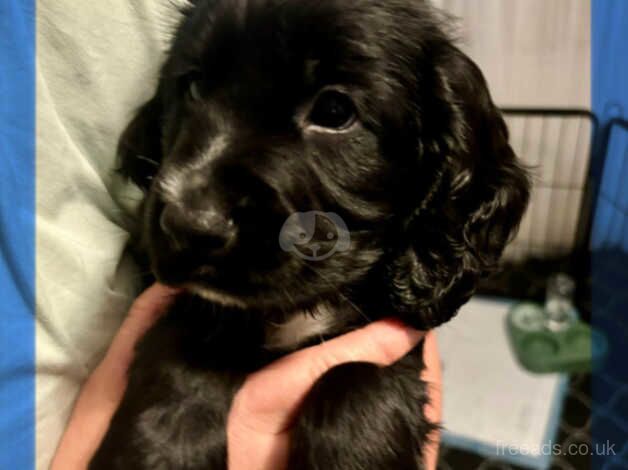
(476, 109, 598, 312)
(501, 108, 598, 261)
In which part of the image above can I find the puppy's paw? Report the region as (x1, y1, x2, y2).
(288, 359, 434, 470)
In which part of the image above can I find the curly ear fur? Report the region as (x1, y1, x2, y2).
(116, 95, 163, 190)
(389, 46, 530, 329)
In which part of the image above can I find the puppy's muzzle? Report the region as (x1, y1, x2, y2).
(157, 164, 244, 256)
(155, 159, 290, 266)
(160, 203, 237, 256)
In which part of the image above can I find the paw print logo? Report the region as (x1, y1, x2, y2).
(279, 212, 351, 261)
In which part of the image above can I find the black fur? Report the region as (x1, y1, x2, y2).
(90, 1, 530, 468)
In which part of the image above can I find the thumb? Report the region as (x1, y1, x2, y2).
(230, 318, 424, 435)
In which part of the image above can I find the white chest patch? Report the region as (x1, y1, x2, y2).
(264, 305, 337, 351)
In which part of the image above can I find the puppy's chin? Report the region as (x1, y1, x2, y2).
(184, 283, 249, 309)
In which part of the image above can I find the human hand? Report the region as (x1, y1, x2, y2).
(50, 284, 181, 470)
(51, 284, 442, 470)
(228, 324, 442, 470)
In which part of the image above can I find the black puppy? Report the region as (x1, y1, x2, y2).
(90, 0, 529, 468)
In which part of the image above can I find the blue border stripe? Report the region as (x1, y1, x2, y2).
(592, 0, 628, 468)
(0, 0, 36, 468)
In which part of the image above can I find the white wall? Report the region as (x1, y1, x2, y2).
(433, 0, 591, 108)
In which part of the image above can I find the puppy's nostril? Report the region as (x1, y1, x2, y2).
(159, 204, 237, 255)
(160, 205, 192, 238)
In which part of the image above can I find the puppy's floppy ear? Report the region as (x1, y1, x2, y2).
(389, 46, 530, 329)
(436, 48, 531, 267)
(116, 93, 163, 190)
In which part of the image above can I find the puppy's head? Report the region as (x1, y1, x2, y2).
(120, 0, 529, 327)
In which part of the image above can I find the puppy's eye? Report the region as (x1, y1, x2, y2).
(308, 90, 356, 130)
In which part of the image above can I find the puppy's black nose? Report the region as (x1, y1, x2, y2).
(160, 203, 237, 255)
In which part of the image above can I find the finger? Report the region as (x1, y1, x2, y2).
(230, 318, 424, 435)
(104, 283, 181, 367)
(422, 330, 442, 423)
(50, 284, 180, 470)
(313, 318, 424, 369)
(421, 331, 442, 470)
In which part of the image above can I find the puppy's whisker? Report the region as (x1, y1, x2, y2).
(300, 263, 373, 324)
(317, 330, 328, 347)
(280, 286, 300, 313)
(337, 291, 373, 324)
(136, 155, 160, 167)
